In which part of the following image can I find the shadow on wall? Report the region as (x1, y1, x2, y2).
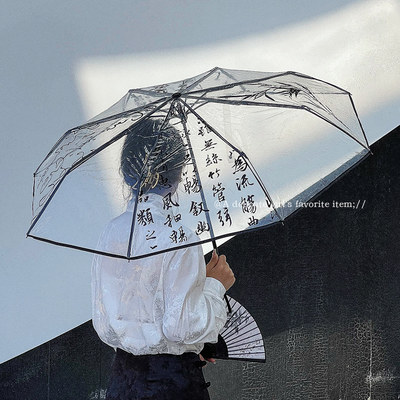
(1, 125, 399, 399)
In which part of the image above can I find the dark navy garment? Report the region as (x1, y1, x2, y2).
(106, 348, 211, 400)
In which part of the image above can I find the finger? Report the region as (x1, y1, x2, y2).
(207, 250, 219, 268)
(218, 254, 226, 264)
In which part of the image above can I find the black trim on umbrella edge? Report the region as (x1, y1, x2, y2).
(27, 218, 283, 261)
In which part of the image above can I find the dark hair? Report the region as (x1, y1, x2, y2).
(120, 118, 186, 195)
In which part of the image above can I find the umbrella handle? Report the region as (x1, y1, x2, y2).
(224, 294, 232, 315)
(212, 239, 232, 315)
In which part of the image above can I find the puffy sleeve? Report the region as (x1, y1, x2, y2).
(161, 244, 228, 345)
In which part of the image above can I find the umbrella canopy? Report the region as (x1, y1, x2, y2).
(27, 67, 370, 259)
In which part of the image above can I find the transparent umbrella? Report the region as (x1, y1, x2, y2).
(27, 67, 370, 260)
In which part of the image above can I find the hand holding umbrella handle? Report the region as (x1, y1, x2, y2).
(206, 246, 235, 314)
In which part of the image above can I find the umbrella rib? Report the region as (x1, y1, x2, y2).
(65, 100, 172, 176)
(184, 66, 247, 94)
(183, 67, 220, 92)
(77, 97, 169, 132)
(126, 123, 170, 259)
(177, 100, 218, 246)
(183, 95, 306, 110)
(217, 68, 247, 92)
(348, 93, 370, 150)
(126, 182, 141, 259)
(181, 100, 284, 222)
(306, 106, 370, 151)
(128, 88, 170, 97)
(180, 102, 234, 315)
(186, 71, 293, 95)
(184, 92, 210, 113)
(180, 100, 244, 154)
(36, 98, 171, 178)
(186, 70, 349, 96)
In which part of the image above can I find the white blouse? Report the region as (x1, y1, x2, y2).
(91, 193, 227, 355)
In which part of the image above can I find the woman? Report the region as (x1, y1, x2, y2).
(91, 118, 235, 400)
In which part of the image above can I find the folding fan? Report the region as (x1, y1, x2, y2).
(201, 295, 266, 362)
